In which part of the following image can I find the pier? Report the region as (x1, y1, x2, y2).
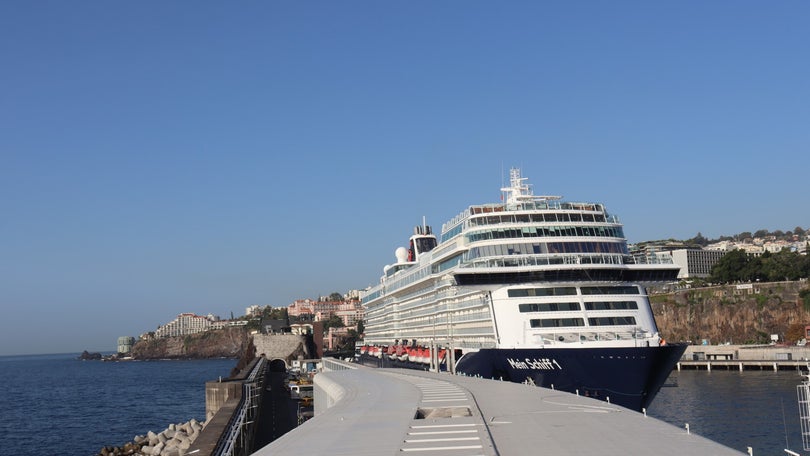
(190, 346, 810, 455)
(254, 358, 744, 456)
(678, 344, 810, 372)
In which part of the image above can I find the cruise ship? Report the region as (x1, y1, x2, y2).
(358, 168, 686, 412)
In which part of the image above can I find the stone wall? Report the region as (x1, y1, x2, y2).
(252, 334, 308, 365)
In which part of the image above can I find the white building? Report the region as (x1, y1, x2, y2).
(155, 313, 214, 338)
(666, 249, 726, 279)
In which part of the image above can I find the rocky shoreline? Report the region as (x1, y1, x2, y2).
(96, 418, 204, 456)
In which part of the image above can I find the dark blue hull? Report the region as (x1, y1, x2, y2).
(455, 344, 686, 412)
(359, 344, 686, 412)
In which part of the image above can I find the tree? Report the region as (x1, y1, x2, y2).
(328, 292, 344, 301)
(322, 315, 345, 331)
(794, 226, 805, 236)
(754, 229, 769, 238)
(709, 249, 750, 283)
(688, 232, 709, 247)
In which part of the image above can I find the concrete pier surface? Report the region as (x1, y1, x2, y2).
(254, 362, 744, 456)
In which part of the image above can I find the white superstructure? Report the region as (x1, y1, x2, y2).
(361, 168, 679, 353)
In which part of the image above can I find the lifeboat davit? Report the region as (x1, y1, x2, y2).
(437, 349, 447, 365)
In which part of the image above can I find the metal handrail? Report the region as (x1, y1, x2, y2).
(213, 357, 267, 456)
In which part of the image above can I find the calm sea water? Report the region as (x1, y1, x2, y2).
(0, 353, 236, 456)
(1, 354, 807, 456)
(648, 369, 809, 456)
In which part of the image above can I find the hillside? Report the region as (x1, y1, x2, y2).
(130, 326, 249, 359)
(651, 281, 809, 344)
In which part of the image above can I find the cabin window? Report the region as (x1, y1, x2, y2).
(529, 318, 585, 328)
(588, 316, 637, 326)
(508, 287, 577, 297)
(584, 301, 638, 310)
(580, 286, 639, 295)
(519, 302, 580, 312)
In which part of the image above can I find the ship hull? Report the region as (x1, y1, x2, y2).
(453, 344, 686, 412)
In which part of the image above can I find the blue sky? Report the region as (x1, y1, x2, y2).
(2, 2, 808, 356)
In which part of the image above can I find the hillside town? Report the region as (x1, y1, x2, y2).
(129, 291, 365, 355)
(631, 229, 809, 279)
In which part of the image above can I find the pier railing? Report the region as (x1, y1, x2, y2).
(186, 357, 268, 456)
(211, 356, 267, 456)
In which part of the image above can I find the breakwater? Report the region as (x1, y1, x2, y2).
(97, 418, 204, 456)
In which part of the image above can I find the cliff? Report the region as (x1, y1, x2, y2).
(131, 327, 249, 360)
(652, 281, 810, 344)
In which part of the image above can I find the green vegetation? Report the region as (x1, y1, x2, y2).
(708, 249, 810, 284)
(322, 314, 345, 331)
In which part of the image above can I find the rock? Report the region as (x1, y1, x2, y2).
(79, 350, 103, 360)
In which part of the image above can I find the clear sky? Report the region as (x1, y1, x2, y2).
(2, 2, 808, 356)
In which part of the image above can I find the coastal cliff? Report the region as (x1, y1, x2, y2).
(131, 327, 249, 360)
(652, 281, 809, 344)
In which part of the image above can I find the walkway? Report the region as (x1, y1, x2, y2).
(253, 362, 744, 455)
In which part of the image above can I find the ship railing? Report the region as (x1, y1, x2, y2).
(401, 301, 487, 320)
(394, 310, 492, 326)
(394, 325, 495, 340)
(398, 289, 488, 314)
(533, 329, 655, 346)
(459, 253, 629, 269)
(456, 340, 498, 349)
(391, 313, 493, 331)
(630, 254, 676, 265)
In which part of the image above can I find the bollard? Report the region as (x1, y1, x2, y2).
(685, 423, 690, 434)
(642, 407, 647, 417)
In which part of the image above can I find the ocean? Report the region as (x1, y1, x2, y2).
(648, 369, 809, 456)
(1, 354, 807, 456)
(0, 353, 236, 456)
